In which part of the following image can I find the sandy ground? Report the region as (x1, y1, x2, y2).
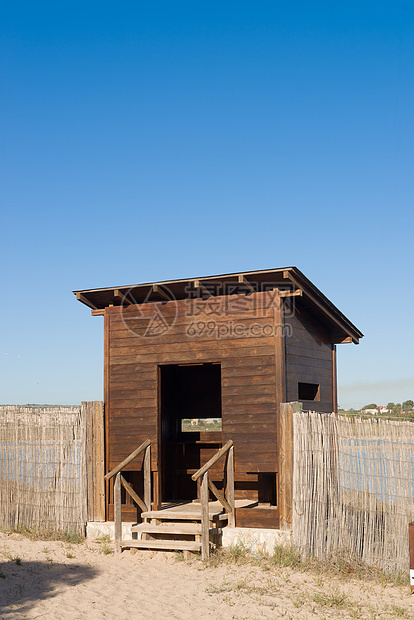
(0, 532, 413, 619)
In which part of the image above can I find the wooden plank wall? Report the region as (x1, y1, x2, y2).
(105, 290, 279, 496)
(83, 401, 105, 522)
(278, 401, 301, 530)
(284, 304, 334, 413)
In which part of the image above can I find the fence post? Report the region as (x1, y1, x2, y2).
(84, 401, 105, 522)
(279, 401, 301, 530)
(201, 473, 210, 561)
(84, 402, 94, 521)
(144, 444, 151, 511)
(114, 472, 122, 554)
(410, 522, 414, 593)
(227, 446, 235, 527)
(93, 401, 105, 521)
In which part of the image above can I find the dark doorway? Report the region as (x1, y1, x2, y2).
(159, 363, 222, 501)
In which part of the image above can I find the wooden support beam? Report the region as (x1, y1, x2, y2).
(114, 473, 122, 554)
(153, 284, 172, 302)
(279, 402, 301, 530)
(75, 292, 97, 310)
(227, 446, 235, 528)
(144, 445, 151, 511)
(93, 401, 106, 521)
(84, 402, 94, 521)
(193, 279, 211, 297)
(332, 344, 338, 413)
(120, 474, 147, 512)
(200, 474, 210, 561)
(207, 478, 232, 513)
(114, 289, 132, 305)
(237, 274, 255, 293)
(283, 271, 359, 343)
(279, 288, 303, 298)
(91, 309, 105, 316)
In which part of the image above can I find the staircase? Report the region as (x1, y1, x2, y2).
(105, 439, 239, 560)
(119, 501, 228, 557)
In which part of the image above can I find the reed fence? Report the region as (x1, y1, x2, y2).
(0, 405, 88, 535)
(292, 410, 414, 575)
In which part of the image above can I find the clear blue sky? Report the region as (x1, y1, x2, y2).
(1, 1, 413, 408)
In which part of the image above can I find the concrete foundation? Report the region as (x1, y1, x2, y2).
(87, 521, 134, 541)
(222, 527, 291, 554)
(87, 521, 291, 555)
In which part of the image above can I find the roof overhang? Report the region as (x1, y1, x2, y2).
(73, 267, 363, 344)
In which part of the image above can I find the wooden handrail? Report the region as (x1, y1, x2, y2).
(109, 440, 152, 554)
(120, 474, 147, 512)
(208, 478, 231, 513)
(105, 439, 151, 480)
(191, 440, 233, 481)
(196, 441, 235, 561)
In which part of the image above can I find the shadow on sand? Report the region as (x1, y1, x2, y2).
(0, 559, 99, 616)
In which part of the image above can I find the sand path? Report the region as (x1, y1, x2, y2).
(0, 533, 413, 619)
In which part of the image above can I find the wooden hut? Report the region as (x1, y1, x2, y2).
(74, 267, 362, 541)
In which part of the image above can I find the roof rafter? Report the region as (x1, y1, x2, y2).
(193, 279, 212, 297)
(237, 274, 255, 293)
(283, 270, 359, 343)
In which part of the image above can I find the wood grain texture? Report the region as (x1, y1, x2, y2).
(93, 401, 105, 521)
(236, 507, 279, 529)
(279, 402, 301, 530)
(103, 288, 340, 527)
(284, 304, 334, 413)
(201, 474, 210, 560)
(114, 473, 122, 553)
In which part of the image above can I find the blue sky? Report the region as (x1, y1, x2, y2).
(1, 1, 413, 408)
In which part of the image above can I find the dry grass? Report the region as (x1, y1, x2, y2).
(93, 533, 114, 555)
(201, 542, 412, 619)
(209, 541, 408, 587)
(1, 525, 84, 544)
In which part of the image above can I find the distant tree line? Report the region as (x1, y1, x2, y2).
(339, 400, 414, 418)
(361, 401, 413, 415)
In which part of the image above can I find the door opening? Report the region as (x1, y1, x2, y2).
(159, 363, 222, 501)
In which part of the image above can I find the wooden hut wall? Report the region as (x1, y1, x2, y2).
(284, 304, 334, 413)
(105, 290, 282, 508)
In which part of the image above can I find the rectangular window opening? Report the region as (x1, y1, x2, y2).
(181, 418, 222, 432)
(298, 382, 320, 401)
(258, 473, 277, 506)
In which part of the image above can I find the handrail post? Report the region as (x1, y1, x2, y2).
(144, 444, 151, 511)
(200, 473, 210, 561)
(114, 472, 122, 553)
(227, 446, 235, 527)
(104, 438, 151, 481)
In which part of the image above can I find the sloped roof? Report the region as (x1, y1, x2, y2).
(73, 266, 363, 344)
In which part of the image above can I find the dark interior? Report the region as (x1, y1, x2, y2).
(159, 363, 222, 501)
(298, 382, 320, 401)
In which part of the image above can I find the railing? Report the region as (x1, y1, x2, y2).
(192, 440, 235, 560)
(104, 439, 151, 553)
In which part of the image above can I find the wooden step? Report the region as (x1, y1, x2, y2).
(132, 522, 221, 536)
(120, 539, 202, 552)
(140, 509, 227, 522)
(132, 522, 202, 535)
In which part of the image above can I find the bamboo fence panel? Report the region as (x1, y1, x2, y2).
(292, 411, 414, 575)
(0, 406, 87, 535)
